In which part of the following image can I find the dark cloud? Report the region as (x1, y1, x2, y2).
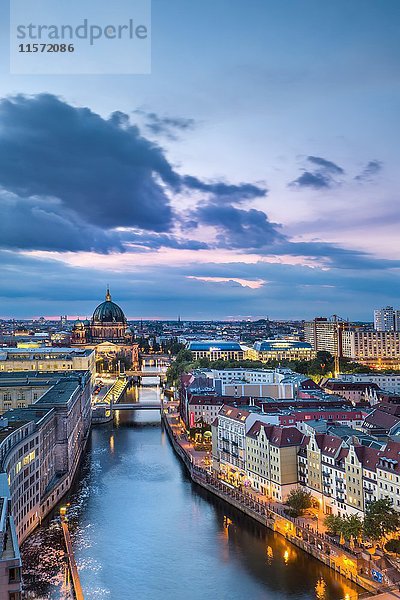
(0, 94, 177, 232)
(193, 203, 284, 248)
(307, 156, 344, 174)
(0, 192, 123, 253)
(270, 240, 400, 270)
(289, 171, 332, 189)
(0, 94, 266, 253)
(355, 160, 383, 181)
(135, 110, 196, 139)
(182, 175, 266, 203)
(289, 155, 344, 189)
(188, 196, 400, 271)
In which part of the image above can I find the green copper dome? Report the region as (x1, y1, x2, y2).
(92, 287, 126, 324)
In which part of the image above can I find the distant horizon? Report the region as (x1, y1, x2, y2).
(0, 314, 374, 324)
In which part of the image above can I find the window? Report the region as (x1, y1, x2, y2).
(8, 567, 21, 583)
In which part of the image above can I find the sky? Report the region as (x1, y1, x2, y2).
(0, 0, 399, 320)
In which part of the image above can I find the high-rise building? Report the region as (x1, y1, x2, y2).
(342, 330, 400, 368)
(374, 306, 397, 331)
(395, 310, 400, 332)
(303, 317, 348, 356)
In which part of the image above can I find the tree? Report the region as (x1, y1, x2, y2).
(166, 348, 194, 385)
(363, 499, 400, 544)
(341, 514, 363, 540)
(324, 514, 343, 536)
(285, 488, 312, 517)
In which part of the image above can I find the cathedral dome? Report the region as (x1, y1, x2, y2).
(92, 288, 126, 324)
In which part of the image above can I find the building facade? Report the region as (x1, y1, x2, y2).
(342, 330, 400, 368)
(374, 306, 400, 332)
(304, 317, 348, 356)
(0, 473, 21, 599)
(0, 348, 95, 377)
(0, 371, 91, 546)
(249, 340, 316, 363)
(320, 380, 380, 404)
(187, 341, 245, 362)
(339, 373, 400, 395)
(246, 422, 304, 501)
(213, 406, 250, 485)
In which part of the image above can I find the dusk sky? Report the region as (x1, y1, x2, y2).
(0, 0, 399, 320)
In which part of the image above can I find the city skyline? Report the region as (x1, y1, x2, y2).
(0, 1, 399, 319)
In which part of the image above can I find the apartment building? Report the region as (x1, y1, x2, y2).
(374, 306, 400, 332)
(246, 422, 304, 501)
(320, 380, 380, 404)
(362, 405, 400, 438)
(297, 422, 384, 517)
(187, 396, 224, 427)
(214, 406, 250, 483)
(342, 330, 400, 368)
(211, 405, 400, 519)
(0, 371, 91, 545)
(0, 474, 22, 599)
(376, 441, 400, 510)
(340, 372, 400, 395)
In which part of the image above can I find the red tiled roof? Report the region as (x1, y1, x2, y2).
(378, 403, 400, 417)
(300, 379, 321, 390)
(336, 447, 349, 461)
(324, 381, 380, 391)
(315, 433, 343, 455)
(246, 421, 303, 447)
(354, 445, 380, 471)
(378, 440, 400, 474)
(219, 405, 250, 422)
(188, 396, 224, 406)
(363, 409, 400, 431)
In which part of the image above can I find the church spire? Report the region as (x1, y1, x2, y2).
(106, 285, 111, 302)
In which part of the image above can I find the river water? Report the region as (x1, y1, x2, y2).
(21, 383, 361, 600)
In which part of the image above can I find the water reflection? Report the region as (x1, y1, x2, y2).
(21, 385, 361, 600)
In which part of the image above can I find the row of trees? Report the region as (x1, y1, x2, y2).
(285, 491, 400, 551)
(324, 498, 400, 548)
(136, 336, 185, 355)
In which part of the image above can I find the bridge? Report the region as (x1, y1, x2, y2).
(127, 370, 167, 378)
(110, 402, 161, 411)
(92, 398, 162, 422)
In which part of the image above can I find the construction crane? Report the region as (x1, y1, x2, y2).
(330, 314, 348, 378)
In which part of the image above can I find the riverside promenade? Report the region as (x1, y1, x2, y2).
(162, 402, 398, 596)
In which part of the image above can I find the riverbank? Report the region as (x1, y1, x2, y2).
(161, 405, 394, 596)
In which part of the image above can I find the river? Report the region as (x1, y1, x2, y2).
(21, 383, 361, 600)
